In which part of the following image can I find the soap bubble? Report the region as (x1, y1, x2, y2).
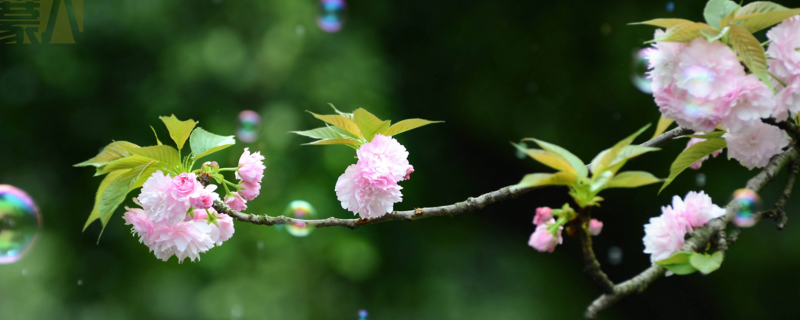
(666, 2, 675, 13)
(695, 172, 707, 187)
(358, 309, 368, 319)
(607, 246, 623, 266)
(732, 189, 761, 228)
(285, 200, 316, 237)
(0, 185, 41, 264)
(631, 49, 653, 94)
(317, 0, 347, 33)
(237, 110, 261, 143)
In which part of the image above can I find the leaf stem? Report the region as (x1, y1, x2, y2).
(761, 39, 772, 47)
(769, 71, 788, 88)
(218, 168, 239, 172)
(223, 179, 240, 190)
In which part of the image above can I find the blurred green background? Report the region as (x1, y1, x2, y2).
(2, 0, 800, 319)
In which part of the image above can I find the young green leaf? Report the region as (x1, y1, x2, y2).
(656, 252, 698, 275)
(94, 156, 152, 176)
(121, 145, 181, 169)
(383, 119, 443, 137)
(511, 172, 577, 190)
(651, 116, 674, 139)
(304, 138, 362, 149)
(74, 141, 140, 167)
(700, 26, 729, 42)
(308, 112, 363, 138)
(329, 103, 354, 120)
(689, 251, 724, 274)
(736, 1, 788, 17)
(150, 126, 163, 145)
(83, 169, 129, 231)
(96, 161, 156, 226)
(513, 144, 578, 175)
(653, 22, 710, 43)
(604, 171, 662, 189)
(729, 24, 773, 91)
(660, 138, 727, 193)
(630, 18, 696, 29)
(593, 124, 651, 175)
(353, 108, 390, 141)
(590, 171, 614, 192)
(159, 114, 197, 150)
(189, 127, 236, 161)
(737, 8, 800, 33)
(522, 138, 588, 177)
(291, 127, 347, 140)
(704, 0, 741, 29)
(687, 130, 726, 139)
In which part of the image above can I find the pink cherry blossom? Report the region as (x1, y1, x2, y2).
(236, 148, 266, 183)
(654, 85, 731, 133)
(138, 170, 190, 227)
(766, 15, 800, 79)
(225, 192, 248, 211)
(588, 219, 603, 236)
(528, 218, 563, 253)
(190, 209, 235, 246)
(644, 191, 727, 262)
(724, 122, 791, 170)
(171, 173, 199, 200)
(646, 29, 686, 91)
(404, 165, 414, 181)
(668, 191, 727, 228)
(533, 207, 553, 225)
(722, 75, 776, 132)
(189, 184, 220, 210)
(123, 207, 155, 246)
(684, 133, 723, 170)
(149, 219, 215, 263)
(335, 135, 413, 219)
(239, 181, 261, 201)
(775, 76, 800, 121)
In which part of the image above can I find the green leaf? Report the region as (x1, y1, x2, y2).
(592, 124, 651, 175)
(687, 131, 726, 139)
(729, 24, 773, 92)
(590, 145, 659, 176)
(121, 145, 181, 169)
(631, 18, 697, 29)
(513, 144, 578, 175)
(522, 138, 588, 177)
(304, 138, 362, 149)
(383, 119, 443, 136)
(737, 8, 800, 33)
(328, 103, 354, 120)
(511, 172, 577, 190)
(700, 26, 729, 42)
(150, 126, 163, 146)
(74, 141, 140, 167)
(353, 108, 391, 141)
(660, 138, 727, 193)
(735, 1, 788, 17)
(656, 252, 698, 275)
(291, 127, 347, 140)
(653, 22, 710, 43)
(308, 112, 363, 139)
(96, 161, 155, 226)
(651, 117, 674, 139)
(590, 171, 613, 192)
(189, 127, 236, 161)
(689, 251, 724, 274)
(704, 0, 741, 29)
(83, 169, 129, 231)
(94, 156, 151, 176)
(159, 114, 197, 150)
(604, 171, 662, 189)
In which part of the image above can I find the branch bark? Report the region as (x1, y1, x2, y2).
(584, 146, 800, 319)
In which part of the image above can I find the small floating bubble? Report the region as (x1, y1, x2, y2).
(695, 172, 707, 187)
(237, 110, 261, 143)
(77, 279, 83, 286)
(608, 246, 623, 266)
(0, 185, 41, 264)
(666, 2, 675, 13)
(358, 309, 368, 320)
(732, 189, 761, 228)
(317, 0, 347, 33)
(285, 200, 317, 237)
(631, 49, 653, 94)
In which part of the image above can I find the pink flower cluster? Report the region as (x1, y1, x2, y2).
(125, 170, 233, 263)
(642, 191, 726, 263)
(225, 148, 266, 211)
(647, 26, 794, 170)
(335, 134, 413, 219)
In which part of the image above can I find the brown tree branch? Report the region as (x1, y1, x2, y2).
(585, 146, 800, 319)
(756, 160, 799, 230)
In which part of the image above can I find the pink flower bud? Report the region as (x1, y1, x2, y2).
(225, 192, 247, 211)
(239, 181, 261, 201)
(588, 219, 603, 236)
(528, 218, 563, 253)
(533, 207, 553, 225)
(236, 148, 266, 183)
(404, 165, 414, 180)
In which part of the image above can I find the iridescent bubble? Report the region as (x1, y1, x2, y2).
(237, 110, 261, 143)
(666, 2, 675, 13)
(695, 172, 707, 187)
(317, 0, 347, 33)
(631, 49, 653, 94)
(732, 189, 761, 228)
(285, 200, 317, 237)
(607, 246, 623, 266)
(358, 309, 368, 319)
(0, 185, 41, 264)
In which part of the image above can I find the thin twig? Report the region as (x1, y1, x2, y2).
(756, 160, 799, 230)
(763, 117, 800, 137)
(585, 146, 800, 319)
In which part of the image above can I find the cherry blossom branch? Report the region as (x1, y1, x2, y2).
(584, 145, 800, 319)
(756, 160, 799, 230)
(215, 126, 693, 229)
(763, 117, 800, 137)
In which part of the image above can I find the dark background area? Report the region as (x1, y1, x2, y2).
(1, 0, 800, 319)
